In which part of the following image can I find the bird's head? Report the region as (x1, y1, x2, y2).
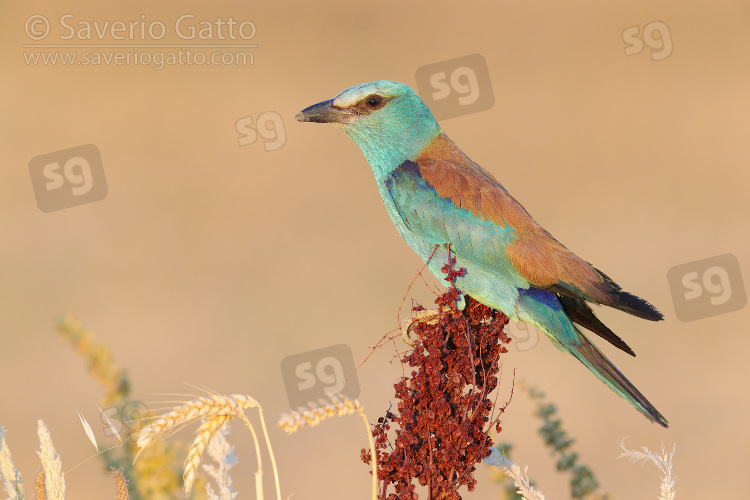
(296, 80, 442, 178)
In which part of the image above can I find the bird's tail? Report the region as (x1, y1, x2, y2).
(565, 326, 669, 428)
(516, 288, 668, 427)
(592, 266, 664, 322)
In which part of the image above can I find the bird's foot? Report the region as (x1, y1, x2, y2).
(400, 308, 450, 347)
(455, 293, 466, 311)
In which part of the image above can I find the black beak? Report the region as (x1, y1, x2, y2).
(295, 99, 351, 123)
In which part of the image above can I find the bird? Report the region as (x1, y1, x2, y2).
(295, 80, 668, 427)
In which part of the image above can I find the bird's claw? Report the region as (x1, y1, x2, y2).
(455, 293, 466, 311)
(400, 308, 449, 347)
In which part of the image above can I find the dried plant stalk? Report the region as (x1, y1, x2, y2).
(0, 430, 24, 500)
(57, 316, 129, 406)
(37, 421, 65, 500)
(202, 424, 238, 500)
(618, 439, 676, 500)
(485, 447, 546, 500)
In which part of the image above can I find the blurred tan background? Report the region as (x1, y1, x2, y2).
(2, 1, 749, 498)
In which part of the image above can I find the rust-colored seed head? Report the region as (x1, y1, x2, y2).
(363, 278, 512, 499)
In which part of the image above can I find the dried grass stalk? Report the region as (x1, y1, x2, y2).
(485, 447, 547, 500)
(76, 410, 98, 451)
(202, 424, 238, 500)
(618, 439, 676, 500)
(0, 430, 24, 500)
(37, 421, 65, 500)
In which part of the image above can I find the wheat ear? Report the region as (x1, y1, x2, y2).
(136, 393, 280, 500)
(277, 394, 376, 500)
(183, 416, 230, 495)
(135, 394, 258, 454)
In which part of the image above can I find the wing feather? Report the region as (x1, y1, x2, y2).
(385, 133, 662, 322)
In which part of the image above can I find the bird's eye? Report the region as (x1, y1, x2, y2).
(364, 94, 385, 110)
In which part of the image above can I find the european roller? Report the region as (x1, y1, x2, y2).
(296, 80, 667, 427)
